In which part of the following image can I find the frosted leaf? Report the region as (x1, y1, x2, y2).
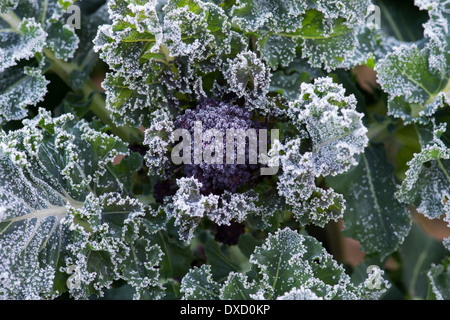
(0, 109, 161, 299)
(168, 177, 219, 242)
(277, 78, 368, 227)
(287, 77, 368, 177)
(180, 264, 220, 300)
(297, 0, 370, 71)
(299, 31, 357, 72)
(207, 191, 260, 226)
(0, 0, 19, 14)
(94, 0, 243, 128)
(219, 272, 259, 300)
(396, 142, 450, 220)
(0, 65, 49, 125)
(269, 57, 322, 101)
(144, 108, 175, 177)
(223, 51, 271, 110)
(327, 144, 412, 260)
(427, 258, 450, 300)
(230, 0, 370, 71)
(0, 0, 84, 124)
(257, 35, 298, 70)
(230, 0, 307, 33)
(0, 17, 47, 72)
(276, 287, 322, 300)
(375, 1, 450, 122)
(180, 228, 389, 300)
(166, 176, 263, 241)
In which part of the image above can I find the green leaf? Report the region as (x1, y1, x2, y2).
(375, 1, 450, 122)
(0, 109, 161, 299)
(277, 77, 368, 227)
(399, 224, 448, 299)
(374, 0, 428, 42)
(327, 143, 411, 260)
(66, 3, 110, 90)
(202, 232, 241, 282)
(156, 230, 194, 279)
(427, 257, 450, 300)
(0, 0, 80, 124)
(180, 264, 221, 300)
(0, 63, 49, 124)
(181, 228, 390, 300)
(269, 58, 322, 100)
(220, 272, 259, 300)
(230, 0, 307, 33)
(396, 138, 450, 219)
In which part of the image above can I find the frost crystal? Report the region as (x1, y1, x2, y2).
(180, 228, 389, 300)
(173, 99, 262, 195)
(0, 109, 163, 299)
(277, 78, 368, 226)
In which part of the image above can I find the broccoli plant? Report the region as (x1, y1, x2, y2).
(0, 0, 449, 301)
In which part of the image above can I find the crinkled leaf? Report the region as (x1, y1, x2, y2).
(399, 224, 448, 299)
(427, 257, 450, 300)
(180, 228, 389, 300)
(396, 131, 450, 219)
(0, 63, 49, 124)
(327, 143, 411, 260)
(0, 0, 80, 124)
(0, 109, 162, 300)
(375, 1, 450, 122)
(180, 264, 221, 300)
(277, 78, 368, 227)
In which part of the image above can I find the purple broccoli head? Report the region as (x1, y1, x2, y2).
(174, 99, 262, 195)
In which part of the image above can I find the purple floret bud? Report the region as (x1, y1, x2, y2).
(174, 99, 262, 195)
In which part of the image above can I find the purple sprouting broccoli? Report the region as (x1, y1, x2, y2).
(174, 99, 262, 195)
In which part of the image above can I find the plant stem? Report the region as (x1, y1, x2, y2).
(366, 118, 391, 141)
(45, 50, 143, 144)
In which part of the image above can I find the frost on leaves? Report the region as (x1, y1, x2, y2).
(167, 177, 260, 242)
(396, 123, 450, 220)
(180, 228, 389, 300)
(0, 0, 80, 124)
(0, 110, 163, 300)
(277, 78, 368, 227)
(375, 0, 450, 123)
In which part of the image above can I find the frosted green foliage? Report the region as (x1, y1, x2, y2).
(0, 0, 79, 124)
(276, 287, 322, 300)
(0, 17, 46, 72)
(375, 0, 450, 123)
(180, 264, 221, 300)
(169, 177, 220, 242)
(427, 258, 450, 300)
(327, 144, 411, 260)
(93, 0, 373, 133)
(0, 64, 49, 124)
(0, 0, 19, 14)
(0, 109, 163, 300)
(230, 0, 308, 33)
(94, 0, 243, 127)
(223, 51, 270, 110)
(277, 78, 368, 227)
(167, 177, 260, 241)
(396, 124, 450, 220)
(287, 78, 368, 177)
(231, 0, 370, 71)
(143, 108, 175, 177)
(180, 228, 389, 300)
